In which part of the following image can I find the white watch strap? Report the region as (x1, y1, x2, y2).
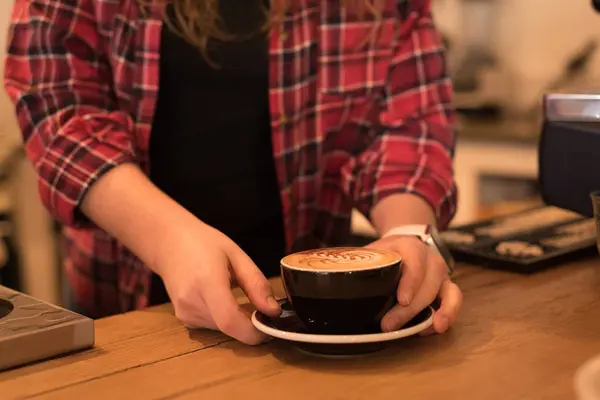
(382, 224, 429, 239)
(382, 224, 454, 275)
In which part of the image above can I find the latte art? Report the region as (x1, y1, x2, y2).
(281, 247, 402, 272)
(305, 250, 380, 264)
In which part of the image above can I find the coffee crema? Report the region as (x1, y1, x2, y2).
(281, 247, 402, 272)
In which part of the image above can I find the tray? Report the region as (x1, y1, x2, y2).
(442, 206, 598, 273)
(0, 285, 94, 371)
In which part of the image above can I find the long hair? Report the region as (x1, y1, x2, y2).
(138, 0, 385, 67)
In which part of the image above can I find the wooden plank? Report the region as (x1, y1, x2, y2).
(1, 280, 286, 399)
(0, 303, 229, 399)
(22, 260, 600, 400)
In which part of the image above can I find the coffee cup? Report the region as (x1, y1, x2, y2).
(280, 247, 402, 335)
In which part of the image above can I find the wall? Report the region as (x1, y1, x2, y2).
(0, 0, 19, 150)
(0, 0, 61, 304)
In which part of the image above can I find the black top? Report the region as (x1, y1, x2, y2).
(148, 0, 284, 305)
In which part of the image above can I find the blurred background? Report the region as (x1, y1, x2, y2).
(1, 0, 600, 305)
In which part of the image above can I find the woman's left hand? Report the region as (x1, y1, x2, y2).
(366, 235, 463, 335)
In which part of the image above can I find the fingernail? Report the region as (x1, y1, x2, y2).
(267, 295, 280, 310)
(436, 315, 449, 333)
(400, 290, 413, 307)
(382, 317, 397, 332)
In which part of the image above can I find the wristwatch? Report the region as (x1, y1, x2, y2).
(382, 224, 455, 275)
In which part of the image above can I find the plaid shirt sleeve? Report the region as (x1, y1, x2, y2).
(353, 0, 458, 230)
(3, 0, 137, 227)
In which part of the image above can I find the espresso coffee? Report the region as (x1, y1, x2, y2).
(281, 247, 402, 272)
(281, 247, 402, 335)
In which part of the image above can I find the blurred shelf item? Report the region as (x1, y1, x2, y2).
(0, 149, 21, 214)
(453, 136, 538, 225)
(544, 92, 600, 122)
(456, 112, 542, 144)
(0, 187, 11, 215)
(443, 0, 600, 116)
(0, 147, 21, 290)
(475, 197, 542, 221)
(0, 213, 20, 290)
(0, 146, 61, 304)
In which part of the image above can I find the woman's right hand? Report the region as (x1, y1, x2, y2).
(155, 220, 282, 345)
(80, 164, 279, 344)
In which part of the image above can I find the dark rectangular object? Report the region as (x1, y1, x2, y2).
(442, 206, 598, 273)
(539, 93, 600, 217)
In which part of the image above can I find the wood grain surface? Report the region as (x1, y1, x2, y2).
(2, 256, 600, 399)
(0, 285, 93, 372)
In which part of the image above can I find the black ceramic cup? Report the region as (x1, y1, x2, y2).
(591, 190, 600, 255)
(280, 247, 402, 335)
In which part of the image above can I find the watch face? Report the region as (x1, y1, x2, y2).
(429, 226, 456, 274)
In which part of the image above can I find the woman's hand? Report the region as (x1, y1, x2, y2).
(156, 221, 282, 345)
(366, 235, 462, 334)
(80, 164, 280, 345)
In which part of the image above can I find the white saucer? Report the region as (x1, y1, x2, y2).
(251, 299, 434, 356)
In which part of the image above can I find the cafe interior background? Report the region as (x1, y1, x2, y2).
(1, 0, 600, 306)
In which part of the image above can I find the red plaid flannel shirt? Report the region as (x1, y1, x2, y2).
(4, 0, 457, 317)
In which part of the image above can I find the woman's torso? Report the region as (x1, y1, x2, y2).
(62, 0, 406, 316)
(147, 0, 284, 303)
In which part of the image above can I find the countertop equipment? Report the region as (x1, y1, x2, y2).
(538, 0, 600, 218)
(539, 92, 600, 218)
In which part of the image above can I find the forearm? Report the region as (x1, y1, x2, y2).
(370, 193, 436, 236)
(361, 2, 456, 233)
(80, 163, 197, 275)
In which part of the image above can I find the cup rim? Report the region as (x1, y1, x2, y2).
(280, 247, 402, 273)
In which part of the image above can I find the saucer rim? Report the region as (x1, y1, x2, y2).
(251, 305, 434, 344)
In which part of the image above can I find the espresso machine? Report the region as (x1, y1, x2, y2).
(537, 2, 600, 218)
(430, 0, 600, 272)
(539, 92, 600, 218)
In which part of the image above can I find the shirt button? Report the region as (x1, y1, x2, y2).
(279, 113, 289, 125)
(279, 31, 289, 42)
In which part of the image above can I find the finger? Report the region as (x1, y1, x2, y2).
(368, 237, 426, 307)
(177, 297, 219, 331)
(227, 246, 281, 317)
(183, 316, 218, 331)
(432, 279, 463, 334)
(380, 265, 444, 332)
(201, 268, 269, 345)
(394, 238, 428, 307)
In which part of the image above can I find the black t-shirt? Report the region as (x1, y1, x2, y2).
(148, 0, 285, 305)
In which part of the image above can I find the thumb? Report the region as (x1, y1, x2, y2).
(227, 245, 281, 318)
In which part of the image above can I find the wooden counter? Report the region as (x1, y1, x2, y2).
(3, 253, 600, 399)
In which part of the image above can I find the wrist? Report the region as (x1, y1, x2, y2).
(381, 224, 431, 238)
(370, 193, 437, 235)
(81, 163, 200, 275)
(145, 202, 209, 277)
(381, 223, 456, 275)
